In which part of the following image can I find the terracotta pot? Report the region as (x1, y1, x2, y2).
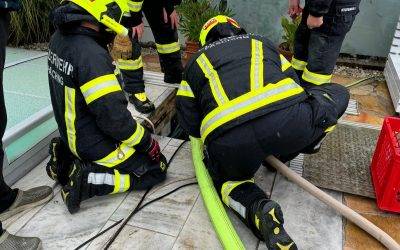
(278, 42, 293, 61)
(183, 40, 201, 66)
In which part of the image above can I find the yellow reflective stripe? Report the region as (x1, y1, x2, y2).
(200, 78, 304, 141)
(221, 179, 254, 205)
(64, 86, 79, 158)
(112, 170, 131, 194)
(325, 125, 336, 133)
(118, 57, 143, 70)
(196, 53, 229, 106)
(177, 80, 195, 98)
(80, 74, 122, 104)
(127, 0, 143, 12)
(302, 67, 332, 85)
(156, 42, 180, 54)
(122, 124, 145, 147)
(250, 39, 264, 90)
(95, 144, 135, 168)
(291, 57, 307, 71)
(280, 55, 291, 72)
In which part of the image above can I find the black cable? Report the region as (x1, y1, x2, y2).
(75, 140, 191, 249)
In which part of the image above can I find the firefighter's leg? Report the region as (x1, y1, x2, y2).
(46, 137, 74, 186)
(206, 125, 297, 249)
(61, 152, 168, 214)
(292, 11, 310, 82)
(143, 1, 183, 83)
(117, 36, 155, 114)
(301, 6, 358, 87)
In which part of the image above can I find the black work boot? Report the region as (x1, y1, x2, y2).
(253, 200, 297, 250)
(129, 92, 155, 114)
(61, 160, 85, 214)
(46, 137, 73, 186)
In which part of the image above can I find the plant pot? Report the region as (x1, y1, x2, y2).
(183, 40, 201, 66)
(278, 42, 293, 61)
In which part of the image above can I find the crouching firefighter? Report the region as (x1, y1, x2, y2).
(176, 16, 349, 249)
(46, 0, 168, 214)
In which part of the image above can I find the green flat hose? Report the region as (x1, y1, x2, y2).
(190, 136, 245, 250)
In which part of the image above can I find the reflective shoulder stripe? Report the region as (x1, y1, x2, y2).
(196, 53, 229, 106)
(200, 78, 304, 141)
(302, 67, 332, 85)
(80, 74, 122, 104)
(177, 80, 195, 98)
(64, 86, 79, 158)
(280, 54, 291, 72)
(156, 42, 180, 54)
(112, 170, 131, 194)
(117, 57, 143, 70)
(94, 144, 135, 168)
(291, 57, 307, 71)
(122, 123, 145, 147)
(250, 39, 264, 90)
(127, 0, 143, 12)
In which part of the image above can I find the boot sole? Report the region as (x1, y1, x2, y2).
(0, 191, 54, 221)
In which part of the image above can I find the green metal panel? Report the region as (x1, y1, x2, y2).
(227, 0, 400, 57)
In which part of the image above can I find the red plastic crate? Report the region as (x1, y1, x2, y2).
(371, 116, 400, 213)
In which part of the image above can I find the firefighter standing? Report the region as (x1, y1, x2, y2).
(47, 0, 168, 214)
(116, 0, 183, 113)
(289, 0, 361, 86)
(176, 16, 350, 249)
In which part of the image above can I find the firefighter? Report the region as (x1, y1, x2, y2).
(176, 16, 349, 249)
(47, 0, 168, 214)
(289, 0, 361, 87)
(115, 0, 183, 113)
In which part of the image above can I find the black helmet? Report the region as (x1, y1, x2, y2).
(199, 15, 246, 46)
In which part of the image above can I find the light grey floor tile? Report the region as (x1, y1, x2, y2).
(88, 221, 175, 250)
(254, 165, 277, 198)
(153, 135, 172, 151)
(270, 174, 343, 250)
(173, 196, 260, 250)
(17, 191, 128, 249)
(111, 183, 199, 237)
(12, 158, 55, 190)
(162, 145, 195, 178)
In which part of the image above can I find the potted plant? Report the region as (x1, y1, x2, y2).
(279, 15, 301, 61)
(176, 0, 234, 63)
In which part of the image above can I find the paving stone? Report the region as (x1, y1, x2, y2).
(254, 165, 277, 198)
(344, 194, 382, 215)
(271, 174, 343, 250)
(344, 214, 400, 250)
(17, 191, 128, 249)
(87, 221, 175, 250)
(162, 145, 195, 178)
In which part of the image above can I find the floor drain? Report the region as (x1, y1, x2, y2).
(289, 154, 304, 175)
(345, 99, 359, 115)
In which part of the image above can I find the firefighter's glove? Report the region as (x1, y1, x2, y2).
(146, 137, 161, 162)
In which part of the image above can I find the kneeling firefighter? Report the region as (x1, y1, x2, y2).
(176, 16, 349, 249)
(47, 0, 168, 214)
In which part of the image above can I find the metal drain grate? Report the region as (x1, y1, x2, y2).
(345, 99, 359, 115)
(289, 154, 304, 175)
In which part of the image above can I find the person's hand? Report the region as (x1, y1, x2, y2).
(132, 22, 144, 39)
(146, 137, 161, 162)
(163, 8, 180, 30)
(307, 15, 323, 29)
(288, 0, 302, 19)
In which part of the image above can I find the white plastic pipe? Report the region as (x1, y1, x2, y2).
(266, 155, 400, 250)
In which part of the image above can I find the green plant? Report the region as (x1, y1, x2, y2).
(176, 0, 234, 42)
(8, 0, 59, 46)
(280, 15, 301, 53)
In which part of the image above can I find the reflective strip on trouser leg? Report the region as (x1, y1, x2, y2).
(302, 67, 332, 85)
(196, 53, 229, 106)
(94, 144, 135, 168)
(156, 42, 180, 54)
(112, 170, 131, 194)
(117, 57, 143, 71)
(250, 39, 264, 90)
(221, 179, 255, 218)
(291, 57, 307, 71)
(64, 86, 79, 158)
